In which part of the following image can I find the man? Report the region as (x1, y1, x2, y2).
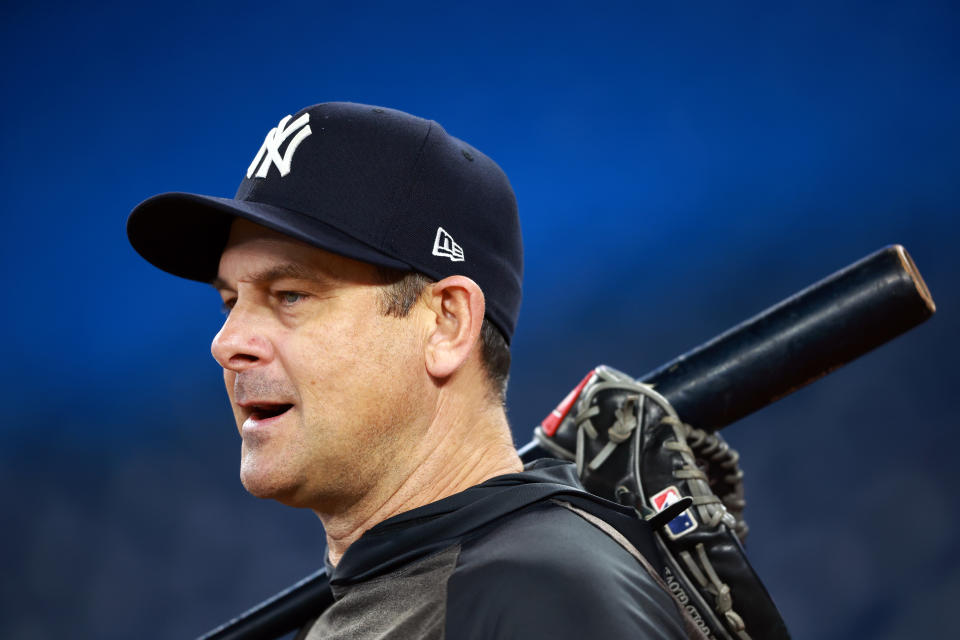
(127, 102, 696, 638)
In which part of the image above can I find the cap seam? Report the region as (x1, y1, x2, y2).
(379, 120, 435, 253)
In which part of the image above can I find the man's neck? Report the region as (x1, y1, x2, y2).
(317, 399, 522, 567)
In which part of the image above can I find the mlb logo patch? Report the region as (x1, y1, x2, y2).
(651, 486, 698, 539)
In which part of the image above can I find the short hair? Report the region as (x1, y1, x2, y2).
(375, 268, 510, 404)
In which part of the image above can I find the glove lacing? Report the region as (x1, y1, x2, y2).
(570, 367, 752, 639)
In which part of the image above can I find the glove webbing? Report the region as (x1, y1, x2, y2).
(680, 421, 749, 542)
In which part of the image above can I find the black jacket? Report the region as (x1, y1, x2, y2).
(297, 460, 692, 639)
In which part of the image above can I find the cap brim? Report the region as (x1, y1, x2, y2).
(127, 192, 411, 282)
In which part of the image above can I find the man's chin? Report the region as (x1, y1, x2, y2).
(239, 464, 302, 505)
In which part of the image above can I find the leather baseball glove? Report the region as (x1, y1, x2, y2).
(535, 365, 790, 640)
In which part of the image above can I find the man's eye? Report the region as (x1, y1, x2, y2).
(221, 299, 236, 315)
(278, 291, 306, 306)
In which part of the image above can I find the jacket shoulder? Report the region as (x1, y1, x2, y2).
(445, 500, 690, 639)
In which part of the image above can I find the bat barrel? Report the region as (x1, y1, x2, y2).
(641, 244, 935, 431)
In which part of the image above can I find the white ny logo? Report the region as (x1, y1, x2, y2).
(246, 113, 313, 179)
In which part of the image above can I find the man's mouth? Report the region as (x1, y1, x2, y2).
(247, 403, 294, 421)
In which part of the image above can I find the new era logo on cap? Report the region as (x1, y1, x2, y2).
(432, 227, 464, 262)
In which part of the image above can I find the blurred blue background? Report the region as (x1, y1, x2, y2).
(2, 1, 957, 638)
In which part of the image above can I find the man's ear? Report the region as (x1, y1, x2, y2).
(422, 276, 485, 379)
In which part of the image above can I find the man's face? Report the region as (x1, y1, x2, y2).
(211, 219, 428, 511)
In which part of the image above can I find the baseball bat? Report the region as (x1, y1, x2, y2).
(529, 243, 935, 452)
(198, 244, 935, 640)
(639, 243, 935, 431)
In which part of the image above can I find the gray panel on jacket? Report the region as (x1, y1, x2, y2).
(304, 544, 461, 640)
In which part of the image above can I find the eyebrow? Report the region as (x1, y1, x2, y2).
(211, 262, 326, 291)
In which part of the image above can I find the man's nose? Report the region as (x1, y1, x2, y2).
(211, 303, 274, 372)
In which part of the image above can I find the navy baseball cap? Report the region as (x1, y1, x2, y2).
(127, 102, 523, 342)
